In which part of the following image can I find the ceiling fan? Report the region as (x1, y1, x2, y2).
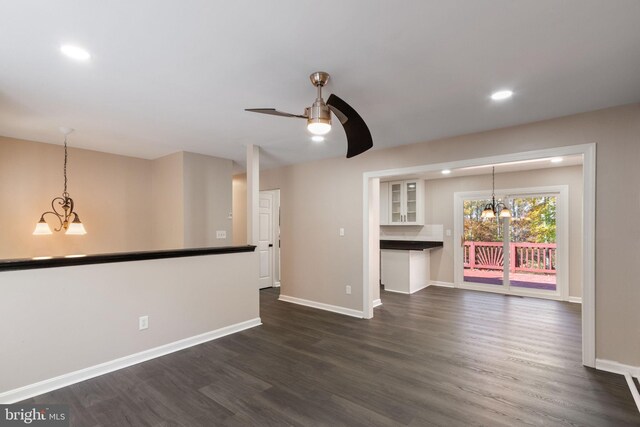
(245, 71, 373, 158)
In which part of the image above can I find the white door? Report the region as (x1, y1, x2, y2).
(258, 191, 273, 289)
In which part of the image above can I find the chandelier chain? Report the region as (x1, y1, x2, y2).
(63, 134, 68, 195)
(492, 166, 495, 199)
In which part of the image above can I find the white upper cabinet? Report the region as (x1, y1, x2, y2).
(385, 179, 424, 225)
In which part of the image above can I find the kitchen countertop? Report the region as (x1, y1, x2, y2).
(380, 240, 443, 251)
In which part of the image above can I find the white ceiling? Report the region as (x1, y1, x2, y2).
(1, 1, 639, 169)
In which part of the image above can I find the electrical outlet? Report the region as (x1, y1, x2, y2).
(216, 230, 227, 239)
(339, 227, 345, 236)
(346, 285, 352, 295)
(446, 229, 452, 237)
(139, 315, 149, 330)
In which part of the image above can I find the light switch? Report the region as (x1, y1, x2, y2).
(216, 230, 227, 239)
(446, 229, 452, 237)
(339, 228, 345, 236)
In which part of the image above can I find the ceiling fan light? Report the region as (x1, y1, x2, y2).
(65, 216, 87, 235)
(33, 218, 53, 235)
(307, 120, 331, 136)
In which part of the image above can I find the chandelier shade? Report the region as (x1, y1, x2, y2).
(33, 218, 53, 235)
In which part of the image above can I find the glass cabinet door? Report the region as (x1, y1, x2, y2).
(390, 182, 402, 223)
(405, 181, 417, 223)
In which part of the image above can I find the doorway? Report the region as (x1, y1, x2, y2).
(258, 189, 280, 289)
(455, 186, 568, 300)
(362, 144, 595, 367)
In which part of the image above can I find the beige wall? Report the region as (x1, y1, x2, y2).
(183, 152, 233, 247)
(0, 251, 259, 396)
(420, 166, 583, 297)
(152, 152, 184, 249)
(0, 137, 234, 257)
(0, 137, 154, 258)
(260, 104, 640, 367)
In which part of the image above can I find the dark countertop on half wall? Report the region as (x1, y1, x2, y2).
(0, 245, 256, 272)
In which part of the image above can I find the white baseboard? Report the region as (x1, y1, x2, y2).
(624, 374, 640, 413)
(373, 299, 382, 308)
(568, 296, 582, 304)
(595, 358, 640, 377)
(595, 359, 640, 414)
(429, 280, 455, 288)
(278, 294, 363, 318)
(273, 282, 281, 288)
(382, 288, 409, 294)
(0, 317, 262, 404)
(383, 283, 430, 295)
(410, 283, 430, 294)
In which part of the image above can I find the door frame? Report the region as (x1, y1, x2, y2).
(362, 143, 596, 367)
(453, 185, 569, 301)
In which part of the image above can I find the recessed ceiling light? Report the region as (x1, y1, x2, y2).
(311, 135, 325, 143)
(490, 90, 513, 101)
(441, 169, 451, 175)
(60, 44, 91, 61)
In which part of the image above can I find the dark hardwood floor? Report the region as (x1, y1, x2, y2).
(24, 287, 640, 426)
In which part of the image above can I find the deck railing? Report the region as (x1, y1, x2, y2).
(463, 241, 556, 274)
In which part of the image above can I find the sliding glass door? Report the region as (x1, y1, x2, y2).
(460, 192, 560, 298)
(508, 195, 558, 292)
(463, 198, 505, 287)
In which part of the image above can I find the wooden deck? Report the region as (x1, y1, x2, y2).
(464, 268, 557, 290)
(22, 287, 639, 426)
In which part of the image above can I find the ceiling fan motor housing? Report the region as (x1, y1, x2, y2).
(305, 100, 331, 124)
(306, 71, 332, 132)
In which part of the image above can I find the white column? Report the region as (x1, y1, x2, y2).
(246, 144, 259, 245)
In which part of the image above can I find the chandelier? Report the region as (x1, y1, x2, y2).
(481, 166, 512, 219)
(33, 128, 87, 235)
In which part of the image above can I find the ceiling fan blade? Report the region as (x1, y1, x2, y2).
(245, 108, 306, 118)
(326, 94, 373, 158)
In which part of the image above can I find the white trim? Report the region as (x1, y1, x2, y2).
(0, 317, 262, 404)
(373, 299, 382, 308)
(273, 282, 281, 288)
(382, 283, 430, 295)
(411, 283, 430, 294)
(429, 280, 455, 288)
(568, 296, 582, 304)
(383, 288, 410, 294)
(279, 294, 364, 318)
(595, 359, 640, 378)
(363, 143, 596, 368)
(624, 374, 640, 414)
(362, 176, 373, 319)
(582, 143, 596, 368)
